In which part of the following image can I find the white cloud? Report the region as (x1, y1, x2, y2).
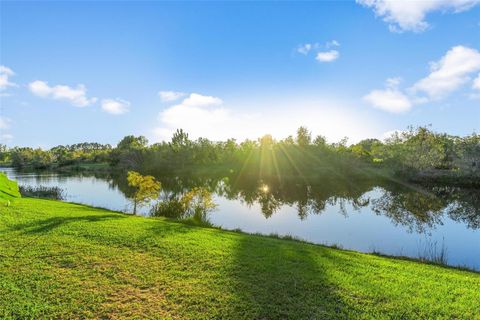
(297, 41, 340, 64)
(297, 43, 313, 55)
(364, 88, 412, 113)
(357, 0, 480, 32)
(364, 77, 412, 113)
(153, 93, 382, 144)
(156, 93, 240, 141)
(0, 117, 12, 130)
(411, 46, 480, 100)
(28, 80, 97, 107)
(0, 66, 17, 91)
(470, 72, 480, 99)
(297, 41, 339, 59)
(473, 73, 480, 90)
(326, 40, 340, 48)
(101, 98, 130, 115)
(181, 93, 223, 108)
(159, 91, 187, 102)
(365, 46, 480, 113)
(316, 50, 339, 62)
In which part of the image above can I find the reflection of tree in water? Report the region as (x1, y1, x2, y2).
(194, 173, 376, 220)
(257, 188, 282, 219)
(442, 187, 480, 229)
(371, 184, 480, 233)
(371, 187, 445, 233)
(100, 170, 479, 231)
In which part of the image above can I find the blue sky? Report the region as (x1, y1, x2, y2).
(1, 1, 479, 148)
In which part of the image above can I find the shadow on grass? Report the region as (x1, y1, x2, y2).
(227, 235, 352, 319)
(10, 214, 126, 234)
(139, 218, 205, 244)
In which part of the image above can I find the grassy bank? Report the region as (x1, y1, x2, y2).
(1, 198, 479, 319)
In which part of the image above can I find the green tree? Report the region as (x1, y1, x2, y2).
(117, 135, 148, 150)
(296, 126, 312, 147)
(169, 129, 192, 169)
(313, 135, 327, 147)
(111, 136, 148, 169)
(127, 171, 161, 214)
(0, 144, 9, 163)
(170, 129, 191, 151)
(456, 134, 480, 173)
(259, 134, 274, 148)
(281, 135, 295, 146)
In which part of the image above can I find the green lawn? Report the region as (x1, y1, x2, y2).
(0, 198, 479, 319)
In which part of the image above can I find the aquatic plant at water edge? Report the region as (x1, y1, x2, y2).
(19, 185, 65, 200)
(151, 187, 217, 224)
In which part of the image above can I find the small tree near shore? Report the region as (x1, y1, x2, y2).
(127, 171, 161, 214)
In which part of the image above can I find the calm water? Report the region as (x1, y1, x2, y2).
(3, 167, 480, 270)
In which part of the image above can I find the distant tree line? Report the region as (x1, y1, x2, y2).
(0, 142, 112, 169)
(1, 126, 479, 184)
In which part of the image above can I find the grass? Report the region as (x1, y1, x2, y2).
(1, 198, 479, 319)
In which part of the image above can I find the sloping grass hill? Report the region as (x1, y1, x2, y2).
(1, 198, 479, 319)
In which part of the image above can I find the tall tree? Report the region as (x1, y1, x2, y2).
(296, 126, 312, 147)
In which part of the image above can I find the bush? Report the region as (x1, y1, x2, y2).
(19, 186, 65, 200)
(151, 197, 185, 218)
(151, 187, 217, 224)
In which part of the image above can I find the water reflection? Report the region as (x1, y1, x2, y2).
(2, 167, 479, 269)
(7, 167, 480, 231)
(372, 185, 480, 233)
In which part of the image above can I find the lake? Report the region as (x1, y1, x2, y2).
(3, 167, 479, 270)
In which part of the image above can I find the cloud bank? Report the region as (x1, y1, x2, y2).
(364, 45, 480, 112)
(357, 0, 480, 32)
(412, 46, 480, 100)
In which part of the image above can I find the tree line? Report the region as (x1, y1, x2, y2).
(1, 126, 479, 184)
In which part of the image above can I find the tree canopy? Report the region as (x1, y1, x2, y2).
(1, 126, 478, 185)
(127, 171, 161, 214)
